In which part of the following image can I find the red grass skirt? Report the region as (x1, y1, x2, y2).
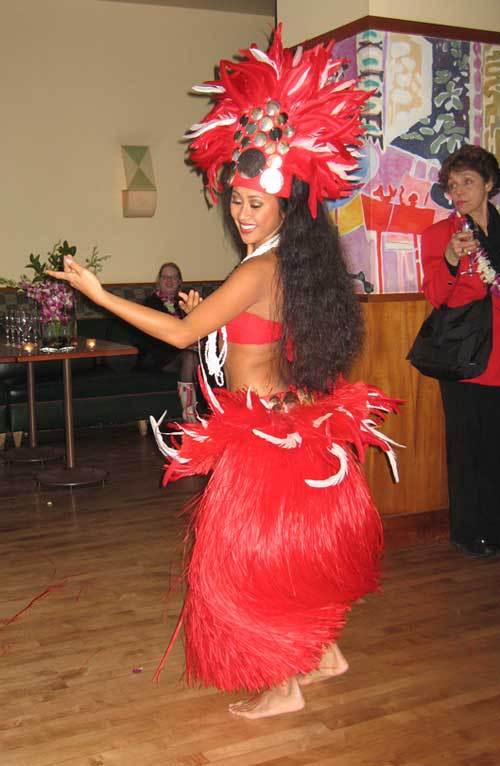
(157, 378, 400, 692)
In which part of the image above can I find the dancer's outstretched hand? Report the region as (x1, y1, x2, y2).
(178, 289, 203, 315)
(47, 256, 105, 305)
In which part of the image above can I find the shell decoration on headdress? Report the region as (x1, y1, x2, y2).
(184, 24, 368, 217)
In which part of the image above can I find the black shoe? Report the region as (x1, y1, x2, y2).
(453, 539, 497, 558)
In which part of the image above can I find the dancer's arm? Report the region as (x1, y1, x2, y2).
(48, 255, 271, 349)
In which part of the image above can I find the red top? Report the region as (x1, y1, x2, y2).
(421, 212, 500, 386)
(225, 311, 283, 344)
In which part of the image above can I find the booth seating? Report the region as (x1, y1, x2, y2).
(0, 282, 221, 447)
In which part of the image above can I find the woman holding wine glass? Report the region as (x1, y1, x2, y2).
(421, 144, 500, 558)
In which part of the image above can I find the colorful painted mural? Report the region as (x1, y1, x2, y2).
(328, 31, 500, 294)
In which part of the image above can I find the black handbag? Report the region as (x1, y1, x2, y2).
(407, 292, 492, 381)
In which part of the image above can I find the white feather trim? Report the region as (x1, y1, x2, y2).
(368, 402, 392, 413)
(292, 45, 303, 66)
(249, 47, 279, 77)
(332, 79, 355, 92)
(259, 397, 275, 410)
(325, 160, 357, 179)
(361, 419, 405, 448)
(313, 406, 355, 428)
(204, 325, 226, 387)
(360, 419, 404, 483)
(149, 412, 190, 462)
(312, 412, 333, 428)
(304, 443, 348, 488)
(252, 429, 303, 448)
(177, 425, 208, 441)
(246, 388, 253, 410)
(192, 84, 226, 94)
(288, 66, 312, 96)
(183, 117, 236, 139)
(336, 405, 355, 419)
(199, 360, 224, 414)
(386, 448, 399, 484)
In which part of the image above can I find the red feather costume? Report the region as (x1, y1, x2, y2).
(153, 378, 400, 691)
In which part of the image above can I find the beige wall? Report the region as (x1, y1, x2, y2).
(1, 0, 273, 283)
(278, 0, 368, 45)
(278, 0, 500, 46)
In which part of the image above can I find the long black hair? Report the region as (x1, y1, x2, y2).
(220, 167, 364, 392)
(278, 178, 364, 390)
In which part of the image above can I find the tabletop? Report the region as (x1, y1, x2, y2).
(0, 338, 138, 364)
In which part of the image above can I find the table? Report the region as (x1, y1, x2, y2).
(1, 338, 137, 487)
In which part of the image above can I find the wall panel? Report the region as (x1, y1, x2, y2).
(349, 295, 449, 544)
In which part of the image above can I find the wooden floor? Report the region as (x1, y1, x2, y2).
(1, 425, 499, 766)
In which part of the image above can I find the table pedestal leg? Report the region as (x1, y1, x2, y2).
(35, 358, 108, 488)
(2, 361, 63, 465)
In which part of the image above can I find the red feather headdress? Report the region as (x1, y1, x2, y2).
(184, 24, 368, 217)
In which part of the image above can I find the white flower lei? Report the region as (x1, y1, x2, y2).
(458, 212, 500, 297)
(471, 246, 500, 296)
(472, 247, 500, 295)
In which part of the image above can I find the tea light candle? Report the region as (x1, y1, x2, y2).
(85, 338, 97, 350)
(22, 341, 35, 353)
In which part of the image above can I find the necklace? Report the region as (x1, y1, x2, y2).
(241, 233, 281, 263)
(472, 248, 500, 296)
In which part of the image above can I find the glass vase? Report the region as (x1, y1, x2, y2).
(41, 308, 78, 349)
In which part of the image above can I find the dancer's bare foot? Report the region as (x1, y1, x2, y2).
(298, 643, 349, 686)
(229, 677, 305, 719)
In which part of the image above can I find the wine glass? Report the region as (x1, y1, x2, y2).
(23, 307, 40, 346)
(458, 218, 477, 277)
(2, 308, 13, 345)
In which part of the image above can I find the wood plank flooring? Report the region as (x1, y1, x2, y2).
(1, 426, 499, 766)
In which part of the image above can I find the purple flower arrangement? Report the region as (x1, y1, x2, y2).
(20, 278, 75, 325)
(1, 240, 110, 327)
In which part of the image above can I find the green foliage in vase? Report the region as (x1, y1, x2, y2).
(0, 240, 110, 289)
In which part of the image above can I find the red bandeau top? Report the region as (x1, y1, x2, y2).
(225, 311, 283, 344)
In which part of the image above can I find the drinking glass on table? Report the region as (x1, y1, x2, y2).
(18, 309, 30, 344)
(4, 308, 16, 345)
(25, 306, 41, 345)
(1, 310, 9, 344)
(11, 309, 22, 345)
(11, 308, 30, 345)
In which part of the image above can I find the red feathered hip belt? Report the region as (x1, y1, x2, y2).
(151, 378, 401, 692)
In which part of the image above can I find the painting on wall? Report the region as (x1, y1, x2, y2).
(327, 30, 500, 294)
